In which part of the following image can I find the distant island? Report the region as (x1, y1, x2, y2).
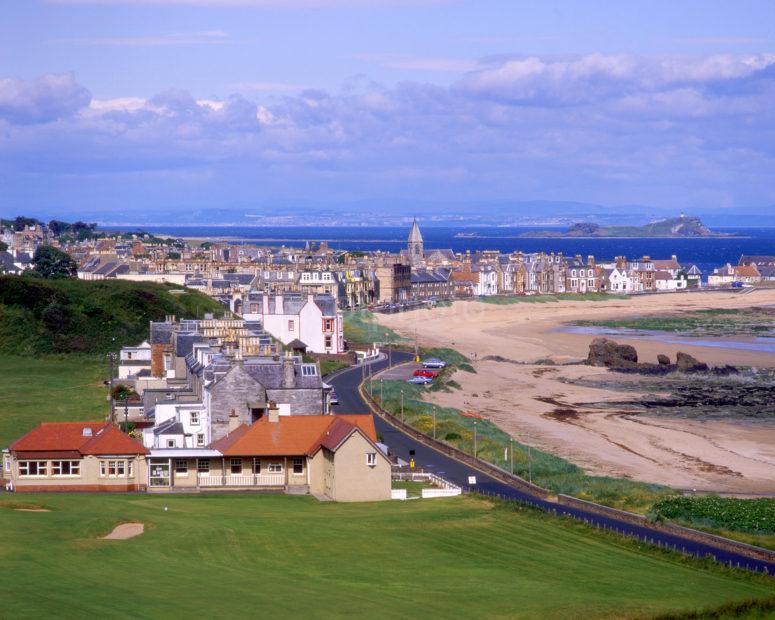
(521, 216, 736, 238)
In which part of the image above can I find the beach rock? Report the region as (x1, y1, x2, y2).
(587, 338, 638, 368)
(676, 352, 709, 373)
(657, 354, 671, 366)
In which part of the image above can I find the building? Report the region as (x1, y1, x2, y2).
(5, 422, 148, 492)
(407, 218, 424, 266)
(411, 268, 454, 300)
(375, 261, 412, 303)
(241, 292, 344, 354)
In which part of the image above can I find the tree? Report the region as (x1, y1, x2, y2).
(111, 384, 138, 401)
(166, 251, 181, 260)
(0, 240, 8, 252)
(13, 216, 41, 231)
(32, 245, 77, 279)
(48, 220, 72, 236)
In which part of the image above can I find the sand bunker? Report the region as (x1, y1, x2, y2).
(103, 522, 144, 540)
(14, 508, 50, 512)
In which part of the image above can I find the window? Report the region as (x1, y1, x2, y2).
(325, 336, 332, 349)
(301, 364, 317, 376)
(103, 460, 126, 477)
(288, 320, 295, 331)
(366, 453, 377, 467)
(128, 461, 134, 478)
(196, 433, 205, 447)
(166, 439, 176, 448)
(52, 461, 80, 476)
(268, 462, 283, 473)
(198, 459, 210, 473)
(292, 458, 303, 475)
(230, 458, 242, 474)
(175, 459, 188, 474)
(252, 458, 261, 474)
(324, 318, 334, 332)
(19, 461, 47, 476)
(190, 411, 200, 425)
(100, 461, 106, 476)
(127, 351, 133, 360)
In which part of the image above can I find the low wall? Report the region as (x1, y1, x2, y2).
(422, 488, 461, 498)
(557, 494, 775, 564)
(391, 489, 407, 500)
(362, 385, 550, 499)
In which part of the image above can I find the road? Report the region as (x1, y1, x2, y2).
(328, 351, 775, 575)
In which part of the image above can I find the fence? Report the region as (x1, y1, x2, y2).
(365, 373, 775, 574)
(363, 384, 550, 499)
(557, 494, 775, 564)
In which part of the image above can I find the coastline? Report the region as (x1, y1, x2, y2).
(377, 289, 775, 495)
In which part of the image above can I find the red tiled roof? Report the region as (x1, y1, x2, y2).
(10, 422, 148, 456)
(213, 414, 377, 457)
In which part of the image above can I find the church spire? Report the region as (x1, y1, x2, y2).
(407, 218, 424, 265)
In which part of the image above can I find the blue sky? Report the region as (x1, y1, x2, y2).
(1, 0, 774, 221)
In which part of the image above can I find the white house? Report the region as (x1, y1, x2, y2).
(118, 341, 152, 379)
(142, 402, 209, 449)
(242, 292, 344, 354)
(604, 267, 636, 293)
(475, 266, 499, 296)
(655, 271, 687, 291)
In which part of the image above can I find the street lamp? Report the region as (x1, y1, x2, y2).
(400, 389, 404, 423)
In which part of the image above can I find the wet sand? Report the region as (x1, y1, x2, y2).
(379, 290, 775, 493)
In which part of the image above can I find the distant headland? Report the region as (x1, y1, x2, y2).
(521, 216, 738, 238)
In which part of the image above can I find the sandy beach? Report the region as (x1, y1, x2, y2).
(378, 290, 775, 494)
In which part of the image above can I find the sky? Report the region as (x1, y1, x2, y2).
(1, 0, 774, 222)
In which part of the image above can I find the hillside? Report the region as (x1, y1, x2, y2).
(0, 276, 225, 356)
(523, 216, 732, 238)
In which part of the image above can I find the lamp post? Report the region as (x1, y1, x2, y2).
(380, 378, 383, 403)
(400, 390, 404, 423)
(510, 438, 514, 475)
(473, 420, 478, 458)
(527, 432, 532, 484)
(432, 406, 436, 440)
(123, 398, 130, 432)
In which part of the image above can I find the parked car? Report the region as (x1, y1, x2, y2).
(406, 375, 433, 385)
(413, 369, 438, 378)
(422, 358, 447, 369)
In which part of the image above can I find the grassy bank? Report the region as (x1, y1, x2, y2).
(0, 276, 225, 356)
(0, 354, 107, 448)
(370, 377, 673, 512)
(650, 496, 775, 551)
(1, 493, 772, 619)
(343, 310, 405, 345)
(576, 308, 775, 337)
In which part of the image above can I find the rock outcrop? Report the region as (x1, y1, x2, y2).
(587, 338, 638, 368)
(676, 352, 709, 373)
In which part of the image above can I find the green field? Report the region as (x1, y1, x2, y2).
(343, 310, 405, 345)
(0, 354, 107, 448)
(1, 493, 773, 619)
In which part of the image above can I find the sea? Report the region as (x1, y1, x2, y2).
(110, 225, 775, 277)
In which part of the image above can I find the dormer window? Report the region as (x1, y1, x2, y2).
(301, 364, 317, 377)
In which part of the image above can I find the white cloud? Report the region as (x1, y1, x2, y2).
(0, 73, 91, 124)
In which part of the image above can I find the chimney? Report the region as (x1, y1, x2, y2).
(228, 409, 241, 433)
(672, 254, 678, 263)
(282, 356, 295, 388)
(587, 255, 595, 267)
(268, 401, 279, 423)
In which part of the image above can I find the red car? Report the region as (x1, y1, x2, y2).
(413, 369, 438, 378)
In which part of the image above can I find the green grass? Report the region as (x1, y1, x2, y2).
(372, 378, 673, 512)
(575, 308, 774, 338)
(1, 493, 772, 619)
(650, 496, 775, 547)
(0, 276, 225, 355)
(0, 354, 108, 448)
(319, 359, 351, 376)
(343, 310, 406, 345)
(391, 480, 429, 497)
(477, 293, 630, 305)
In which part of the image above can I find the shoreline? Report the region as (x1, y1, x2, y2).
(377, 289, 775, 494)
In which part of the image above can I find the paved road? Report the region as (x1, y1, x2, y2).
(329, 352, 775, 575)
